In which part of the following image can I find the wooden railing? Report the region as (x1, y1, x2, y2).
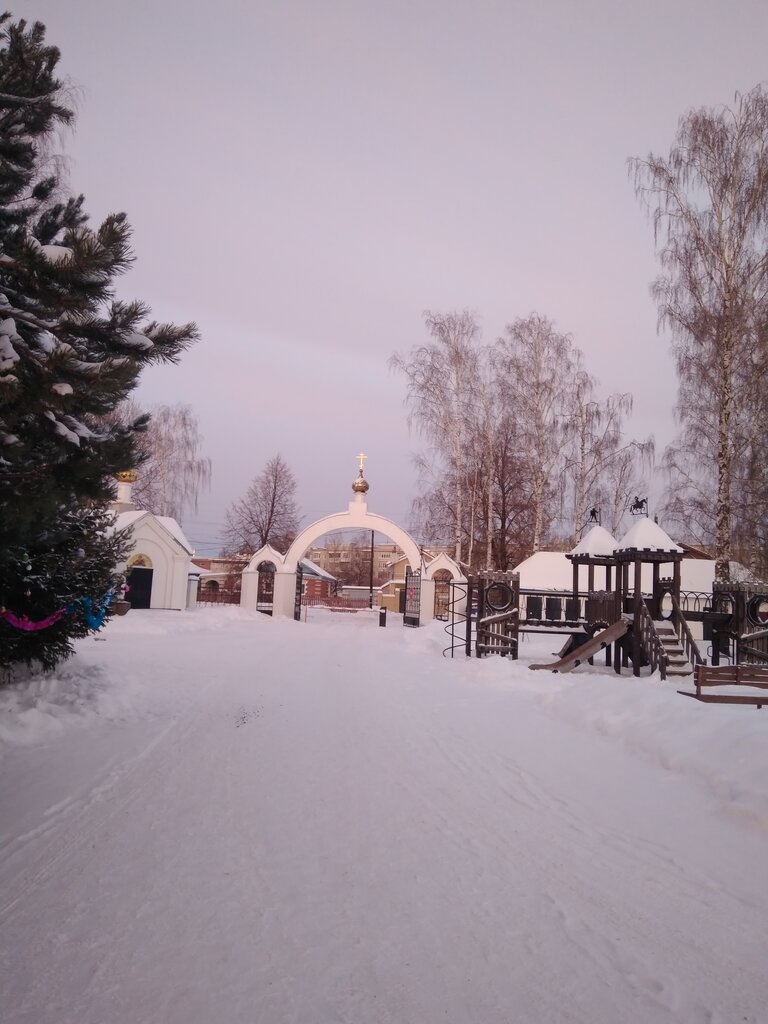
(670, 594, 706, 668)
(637, 599, 668, 680)
(476, 608, 519, 658)
(519, 590, 588, 624)
(585, 591, 622, 626)
(739, 627, 768, 665)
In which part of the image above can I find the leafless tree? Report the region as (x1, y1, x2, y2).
(494, 314, 582, 553)
(595, 445, 651, 538)
(566, 388, 654, 542)
(108, 400, 211, 522)
(487, 412, 536, 569)
(409, 410, 535, 572)
(223, 454, 299, 555)
(340, 535, 375, 586)
(391, 310, 481, 563)
(630, 86, 768, 579)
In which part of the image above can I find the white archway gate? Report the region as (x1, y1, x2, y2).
(275, 488, 429, 619)
(241, 462, 466, 624)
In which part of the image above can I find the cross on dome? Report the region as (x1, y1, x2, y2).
(352, 452, 370, 495)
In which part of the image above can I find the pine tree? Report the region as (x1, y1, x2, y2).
(0, 15, 199, 672)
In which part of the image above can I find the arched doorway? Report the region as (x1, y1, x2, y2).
(126, 554, 153, 609)
(432, 569, 453, 620)
(256, 561, 277, 613)
(271, 480, 424, 620)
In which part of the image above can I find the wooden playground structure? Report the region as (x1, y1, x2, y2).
(444, 526, 768, 705)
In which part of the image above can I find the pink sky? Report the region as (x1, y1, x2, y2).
(12, 0, 768, 553)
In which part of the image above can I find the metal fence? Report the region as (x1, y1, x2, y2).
(301, 596, 373, 610)
(196, 591, 241, 607)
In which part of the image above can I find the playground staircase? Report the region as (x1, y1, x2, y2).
(653, 621, 694, 677)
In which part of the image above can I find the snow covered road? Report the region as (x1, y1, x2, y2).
(2, 608, 767, 1023)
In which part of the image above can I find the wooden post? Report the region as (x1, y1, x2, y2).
(465, 581, 474, 658)
(633, 555, 642, 676)
(652, 562, 660, 618)
(615, 558, 625, 673)
(588, 563, 595, 595)
(476, 579, 485, 658)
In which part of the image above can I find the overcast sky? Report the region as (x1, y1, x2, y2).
(12, 0, 768, 553)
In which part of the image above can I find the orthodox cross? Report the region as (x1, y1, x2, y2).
(356, 452, 368, 473)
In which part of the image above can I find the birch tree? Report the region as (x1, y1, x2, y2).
(596, 445, 651, 538)
(107, 401, 211, 522)
(567, 388, 653, 542)
(630, 86, 768, 580)
(391, 310, 480, 563)
(494, 314, 581, 553)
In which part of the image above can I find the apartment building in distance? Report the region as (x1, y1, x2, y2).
(305, 541, 403, 585)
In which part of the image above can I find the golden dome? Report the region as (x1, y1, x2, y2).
(116, 469, 138, 483)
(352, 471, 369, 494)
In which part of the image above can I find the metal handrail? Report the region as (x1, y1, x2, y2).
(443, 580, 469, 659)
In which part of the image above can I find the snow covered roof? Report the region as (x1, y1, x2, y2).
(155, 516, 194, 554)
(513, 550, 722, 593)
(615, 519, 683, 554)
(514, 552, 576, 591)
(113, 510, 194, 555)
(299, 558, 336, 581)
(112, 510, 145, 532)
(569, 525, 619, 558)
(190, 561, 218, 577)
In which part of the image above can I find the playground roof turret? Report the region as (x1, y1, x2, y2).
(566, 525, 619, 565)
(614, 519, 683, 562)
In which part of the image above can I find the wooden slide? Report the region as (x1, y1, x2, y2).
(529, 618, 630, 673)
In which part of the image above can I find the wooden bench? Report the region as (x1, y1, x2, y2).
(678, 664, 768, 708)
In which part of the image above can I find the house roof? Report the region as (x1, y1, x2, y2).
(113, 510, 194, 555)
(299, 558, 336, 581)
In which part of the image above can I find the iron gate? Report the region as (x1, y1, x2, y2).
(403, 567, 421, 627)
(293, 565, 304, 621)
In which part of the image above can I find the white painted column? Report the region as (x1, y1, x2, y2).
(273, 572, 297, 618)
(419, 578, 436, 624)
(240, 571, 259, 609)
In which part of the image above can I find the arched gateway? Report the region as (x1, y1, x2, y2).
(240, 458, 463, 624)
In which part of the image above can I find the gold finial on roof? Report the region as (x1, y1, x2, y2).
(352, 452, 370, 494)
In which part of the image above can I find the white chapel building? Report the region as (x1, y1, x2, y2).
(111, 470, 195, 610)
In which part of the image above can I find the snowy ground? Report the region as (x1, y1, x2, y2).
(1, 606, 767, 1024)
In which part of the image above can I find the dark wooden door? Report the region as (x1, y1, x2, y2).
(127, 567, 153, 609)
